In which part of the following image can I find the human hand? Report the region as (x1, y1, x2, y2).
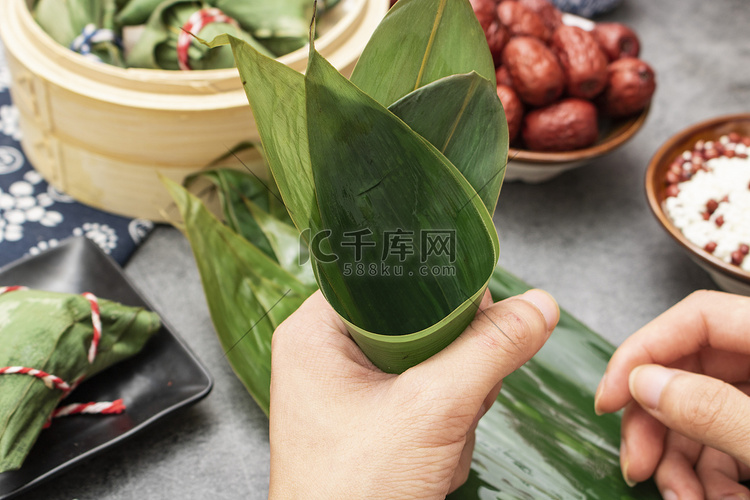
(594, 290, 750, 500)
(268, 288, 558, 500)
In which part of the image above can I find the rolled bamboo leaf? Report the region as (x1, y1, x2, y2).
(163, 178, 315, 414)
(0, 290, 160, 472)
(304, 44, 498, 358)
(349, 0, 496, 107)
(389, 72, 508, 214)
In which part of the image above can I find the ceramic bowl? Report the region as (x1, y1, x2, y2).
(645, 113, 750, 296)
(506, 109, 649, 183)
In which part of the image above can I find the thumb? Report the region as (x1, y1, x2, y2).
(629, 364, 750, 466)
(412, 289, 559, 403)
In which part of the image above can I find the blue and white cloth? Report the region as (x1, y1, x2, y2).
(69, 23, 123, 63)
(0, 40, 153, 269)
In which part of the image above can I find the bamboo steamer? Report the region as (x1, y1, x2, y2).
(0, 0, 388, 221)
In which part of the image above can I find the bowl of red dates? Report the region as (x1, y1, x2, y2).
(471, 0, 654, 182)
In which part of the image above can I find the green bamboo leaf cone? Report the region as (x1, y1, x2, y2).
(198, 0, 506, 372)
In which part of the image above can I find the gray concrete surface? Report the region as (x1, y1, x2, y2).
(14, 0, 750, 498)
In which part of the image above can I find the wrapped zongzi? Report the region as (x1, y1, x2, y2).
(0, 287, 160, 473)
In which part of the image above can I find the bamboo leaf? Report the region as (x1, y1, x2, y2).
(445, 269, 661, 500)
(350, 0, 496, 107)
(163, 178, 315, 414)
(245, 199, 317, 287)
(389, 72, 508, 215)
(185, 169, 278, 260)
(34, 0, 103, 46)
(213, 0, 313, 56)
(208, 34, 321, 241)
(34, 0, 124, 67)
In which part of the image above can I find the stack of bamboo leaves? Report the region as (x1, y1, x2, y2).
(165, 0, 662, 496)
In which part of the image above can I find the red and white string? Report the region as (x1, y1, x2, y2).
(0, 286, 125, 421)
(49, 399, 125, 424)
(177, 7, 239, 71)
(0, 366, 71, 392)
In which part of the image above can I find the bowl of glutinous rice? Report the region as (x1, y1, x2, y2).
(646, 113, 750, 296)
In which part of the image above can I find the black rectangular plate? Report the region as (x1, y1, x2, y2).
(0, 236, 213, 499)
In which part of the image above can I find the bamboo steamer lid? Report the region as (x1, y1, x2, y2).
(0, 0, 388, 221)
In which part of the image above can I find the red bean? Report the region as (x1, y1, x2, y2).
(705, 149, 719, 159)
(704, 242, 717, 253)
(706, 199, 719, 214)
(731, 251, 745, 266)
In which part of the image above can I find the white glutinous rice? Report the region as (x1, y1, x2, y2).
(664, 135, 750, 272)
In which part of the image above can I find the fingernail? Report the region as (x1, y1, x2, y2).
(720, 494, 750, 500)
(621, 440, 636, 487)
(629, 365, 677, 411)
(594, 373, 607, 416)
(519, 289, 559, 332)
(662, 490, 678, 500)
